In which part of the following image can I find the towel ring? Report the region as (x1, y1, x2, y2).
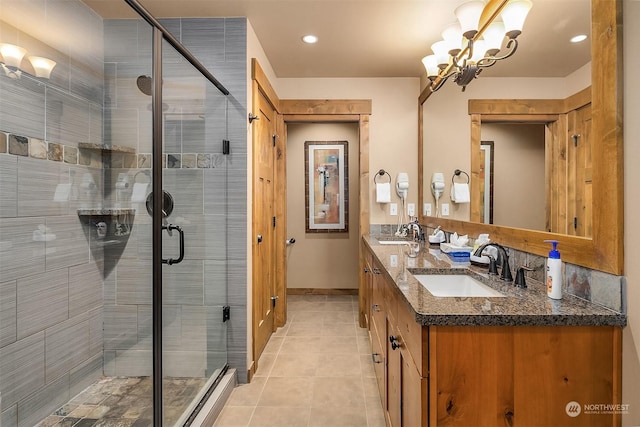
(452, 169, 470, 184)
(374, 169, 392, 184)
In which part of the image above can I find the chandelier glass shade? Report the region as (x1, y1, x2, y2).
(422, 0, 532, 92)
(0, 43, 57, 79)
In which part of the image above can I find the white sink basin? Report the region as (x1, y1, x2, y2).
(413, 274, 506, 298)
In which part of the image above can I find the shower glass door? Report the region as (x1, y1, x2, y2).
(158, 38, 229, 426)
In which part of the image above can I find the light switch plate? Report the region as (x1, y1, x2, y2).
(424, 203, 432, 216)
(390, 254, 398, 267)
(407, 257, 416, 268)
(407, 203, 415, 217)
(390, 203, 398, 216)
(441, 203, 450, 216)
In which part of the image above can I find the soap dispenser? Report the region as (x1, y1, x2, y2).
(544, 240, 562, 300)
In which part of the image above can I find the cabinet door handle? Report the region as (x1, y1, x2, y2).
(372, 353, 382, 364)
(372, 304, 381, 312)
(364, 267, 371, 273)
(372, 268, 381, 275)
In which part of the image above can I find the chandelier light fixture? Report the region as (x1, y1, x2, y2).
(422, 0, 532, 92)
(0, 43, 57, 79)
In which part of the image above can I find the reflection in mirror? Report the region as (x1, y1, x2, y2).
(480, 123, 545, 231)
(479, 141, 494, 224)
(418, 0, 623, 274)
(421, 0, 591, 236)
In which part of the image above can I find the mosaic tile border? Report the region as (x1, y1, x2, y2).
(0, 131, 226, 169)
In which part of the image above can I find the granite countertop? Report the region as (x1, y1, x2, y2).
(363, 235, 627, 327)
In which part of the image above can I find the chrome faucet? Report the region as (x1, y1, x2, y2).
(474, 243, 513, 282)
(407, 219, 425, 242)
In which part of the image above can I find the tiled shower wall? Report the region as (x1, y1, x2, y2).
(1, 6, 249, 427)
(100, 17, 249, 382)
(0, 2, 106, 426)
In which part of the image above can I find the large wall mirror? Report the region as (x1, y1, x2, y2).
(418, 0, 623, 275)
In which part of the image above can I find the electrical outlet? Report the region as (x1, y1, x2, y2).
(424, 203, 432, 216)
(390, 255, 398, 267)
(407, 203, 415, 217)
(390, 203, 398, 216)
(441, 203, 450, 216)
(407, 257, 416, 268)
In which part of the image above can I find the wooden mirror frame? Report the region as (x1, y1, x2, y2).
(418, 0, 623, 275)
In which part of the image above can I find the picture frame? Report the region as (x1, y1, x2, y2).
(304, 141, 349, 233)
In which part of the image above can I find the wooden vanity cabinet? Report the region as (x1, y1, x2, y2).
(430, 325, 622, 427)
(363, 244, 621, 427)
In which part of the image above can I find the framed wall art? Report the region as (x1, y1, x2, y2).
(304, 140, 349, 233)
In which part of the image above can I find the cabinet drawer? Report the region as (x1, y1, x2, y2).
(397, 300, 427, 375)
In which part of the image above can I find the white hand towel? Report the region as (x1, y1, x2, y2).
(450, 182, 470, 203)
(131, 183, 149, 203)
(376, 183, 391, 203)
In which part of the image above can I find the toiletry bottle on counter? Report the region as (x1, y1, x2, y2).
(544, 240, 562, 300)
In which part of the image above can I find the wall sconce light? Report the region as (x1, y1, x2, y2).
(0, 43, 57, 79)
(422, 0, 532, 92)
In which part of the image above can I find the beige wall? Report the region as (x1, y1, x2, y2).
(422, 69, 591, 221)
(623, 0, 640, 424)
(286, 123, 360, 289)
(482, 123, 545, 230)
(277, 78, 420, 226)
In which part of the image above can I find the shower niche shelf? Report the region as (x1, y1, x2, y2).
(78, 142, 137, 154)
(77, 208, 136, 247)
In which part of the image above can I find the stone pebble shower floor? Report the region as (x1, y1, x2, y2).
(37, 376, 207, 426)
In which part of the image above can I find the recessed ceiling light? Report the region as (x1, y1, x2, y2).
(570, 34, 588, 43)
(302, 35, 318, 44)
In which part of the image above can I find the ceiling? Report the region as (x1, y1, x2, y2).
(82, 0, 591, 79)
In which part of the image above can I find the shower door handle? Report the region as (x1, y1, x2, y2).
(162, 224, 184, 265)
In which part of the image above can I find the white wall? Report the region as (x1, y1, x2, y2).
(277, 78, 420, 226)
(622, 0, 640, 424)
(286, 123, 360, 290)
(482, 123, 546, 230)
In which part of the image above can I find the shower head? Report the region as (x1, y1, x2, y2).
(136, 75, 152, 96)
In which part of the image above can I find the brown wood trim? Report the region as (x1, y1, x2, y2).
(591, 0, 624, 274)
(280, 99, 372, 115)
(251, 58, 280, 112)
(359, 114, 371, 327)
(287, 288, 358, 295)
(417, 102, 424, 226)
(563, 86, 591, 111)
(480, 114, 560, 123)
(470, 91, 591, 118)
(469, 114, 482, 222)
(247, 360, 255, 383)
(612, 326, 623, 426)
(274, 113, 287, 328)
(428, 327, 438, 427)
(469, 98, 565, 115)
(283, 114, 361, 123)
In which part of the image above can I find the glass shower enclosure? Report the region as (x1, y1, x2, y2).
(0, 0, 233, 425)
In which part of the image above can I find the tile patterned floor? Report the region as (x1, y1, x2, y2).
(38, 376, 206, 426)
(214, 294, 386, 427)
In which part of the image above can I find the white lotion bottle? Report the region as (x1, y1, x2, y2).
(545, 240, 562, 300)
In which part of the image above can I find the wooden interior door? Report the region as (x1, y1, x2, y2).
(252, 87, 277, 364)
(568, 104, 592, 237)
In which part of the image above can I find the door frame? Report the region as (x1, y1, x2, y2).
(250, 59, 372, 379)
